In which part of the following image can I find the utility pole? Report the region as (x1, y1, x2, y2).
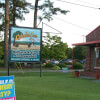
(4, 0, 9, 67)
(82, 35, 85, 42)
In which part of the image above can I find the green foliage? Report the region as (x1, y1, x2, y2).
(64, 62, 72, 65)
(38, 0, 69, 22)
(0, 0, 33, 31)
(0, 41, 4, 60)
(73, 62, 83, 69)
(42, 33, 68, 60)
(0, 60, 4, 67)
(74, 46, 86, 60)
(57, 63, 66, 68)
(44, 62, 54, 68)
(13, 31, 23, 38)
(66, 47, 72, 58)
(9, 0, 33, 22)
(52, 65, 61, 70)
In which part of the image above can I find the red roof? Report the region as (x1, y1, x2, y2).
(72, 40, 100, 46)
(86, 25, 100, 37)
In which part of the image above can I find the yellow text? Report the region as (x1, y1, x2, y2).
(0, 84, 13, 90)
(0, 91, 11, 97)
(15, 32, 37, 40)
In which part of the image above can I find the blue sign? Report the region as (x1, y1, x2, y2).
(62, 67, 68, 73)
(0, 76, 16, 100)
(9, 26, 42, 62)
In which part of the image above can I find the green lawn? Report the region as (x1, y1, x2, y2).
(1, 72, 100, 100)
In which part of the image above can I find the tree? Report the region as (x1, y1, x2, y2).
(0, 0, 33, 67)
(73, 46, 86, 60)
(0, 1, 5, 31)
(34, 0, 69, 27)
(0, 41, 4, 60)
(13, 31, 22, 46)
(4, 0, 9, 67)
(42, 33, 68, 60)
(9, 0, 33, 26)
(0, 0, 33, 30)
(32, 0, 69, 67)
(66, 47, 72, 59)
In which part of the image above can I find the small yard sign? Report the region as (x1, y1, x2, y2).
(0, 76, 16, 100)
(62, 67, 68, 73)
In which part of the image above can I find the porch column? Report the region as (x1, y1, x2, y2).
(89, 47, 91, 71)
(96, 43, 99, 79)
(96, 43, 98, 67)
(72, 47, 74, 76)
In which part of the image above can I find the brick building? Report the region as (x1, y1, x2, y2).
(72, 25, 100, 79)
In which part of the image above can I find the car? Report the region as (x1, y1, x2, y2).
(60, 59, 72, 63)
(51, 60, 59, 64)
(78, 59, 86, 64)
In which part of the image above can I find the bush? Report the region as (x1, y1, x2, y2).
(44, 62, 54, 68)
(57, 63, 66, 68)
(73, 62, 83, 69)
(52, 66, 61, 70)
(0, 60, 4, 67)
(64, 62, 72, 65)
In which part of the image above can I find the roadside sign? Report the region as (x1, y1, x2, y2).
(9, 26, 42, 62)
(0, 76, 16, 100)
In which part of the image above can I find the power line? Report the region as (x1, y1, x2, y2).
(53, 16, 91, 31)
(56, 0, 100, 10)
(74, 0, 100, 7)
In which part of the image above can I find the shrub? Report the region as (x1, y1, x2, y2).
(64, 62, 72, 65)
(52, 66, 61, 70)
(0, 60, 4, 67)
(57, 63, 66, 68)
(44, 62, 54, 68)
(73, 62, 83, 69)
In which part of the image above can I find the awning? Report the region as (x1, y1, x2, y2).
(72, 40, 100, 47)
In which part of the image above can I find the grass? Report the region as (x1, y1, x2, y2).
(0, 72, 100, 100)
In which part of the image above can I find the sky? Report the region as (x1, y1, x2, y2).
(17, 0, 100, 47)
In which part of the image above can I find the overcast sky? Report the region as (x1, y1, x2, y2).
(17, 0, 100, 47)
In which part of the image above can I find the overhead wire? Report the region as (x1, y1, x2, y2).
(39, 0, 99, 34)
(74, 0, 100, 7)
(76, 0, 100, 6)
(53, 16, 91, 31)
(56, 0, 100, 10)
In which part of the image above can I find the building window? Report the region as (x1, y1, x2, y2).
(93, 47, 100, 67)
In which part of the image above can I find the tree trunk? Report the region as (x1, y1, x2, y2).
(34, 0, 39, 28)
(13, 0, 16, 26)
(4, 0, 9, 67)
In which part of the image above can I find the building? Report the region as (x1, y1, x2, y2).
(72, 25, 100, 79)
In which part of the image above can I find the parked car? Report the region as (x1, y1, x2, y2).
(60, 59, 72, 63)
(51, 60, 59, 64)
(78, 59, 86, 64)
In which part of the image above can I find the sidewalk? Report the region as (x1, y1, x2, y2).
(0, 69, 84, 73)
